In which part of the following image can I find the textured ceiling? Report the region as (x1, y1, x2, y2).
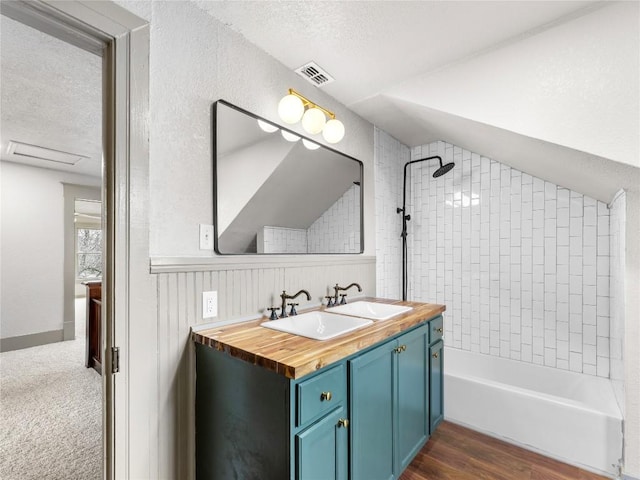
(0, 15, 102, 178)
(2, 1, 635, 195)
(194, 0, 596, 108)
(195, 0, 638, 203)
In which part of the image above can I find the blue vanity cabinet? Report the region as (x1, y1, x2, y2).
(349, 323, 430, 480)
(296, 405, 348, 480)
(396, 326, 430, 472)
(294, 364, 348, 480)
(429, 339, 444, 433)
(195, 313, 444, 480)
(349, 336, 396, 480)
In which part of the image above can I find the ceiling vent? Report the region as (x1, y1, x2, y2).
(7, 140, 88, 165)
(295, 62, 335, 87)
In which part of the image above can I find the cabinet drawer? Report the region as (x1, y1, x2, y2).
(297, 364, 346, 427)
(430, 316, 444, 344)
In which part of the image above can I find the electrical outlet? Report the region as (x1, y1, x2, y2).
(199, 224, 214, 250)
(203, 291, 218, 319)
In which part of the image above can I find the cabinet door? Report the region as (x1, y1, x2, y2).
(429, 340, 444, 432)
(396, 325, 429, 472)
(296, 406, 348, 480)
(349, 339, 396, 480)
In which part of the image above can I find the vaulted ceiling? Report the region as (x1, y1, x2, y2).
(2, 1, 638, 200)
(196, 0, 640, 201)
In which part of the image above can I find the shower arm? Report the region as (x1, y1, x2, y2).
(398, 156, 443, 301)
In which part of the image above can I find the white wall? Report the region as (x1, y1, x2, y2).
(387, 1, 639, 168)
(610, 191, 625, 413)
(374, 128, 408, 299)
(0, 162, 100, 339)
(117, 0, 374, 258)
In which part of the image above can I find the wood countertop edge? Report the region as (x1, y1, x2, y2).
(192, 298, 446, 380)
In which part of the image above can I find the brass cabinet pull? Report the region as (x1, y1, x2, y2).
(320, 391, 332, 401)
(436, 327, 443, 333)
(338, 418, 349, 428)
(432, 352, 439, 359)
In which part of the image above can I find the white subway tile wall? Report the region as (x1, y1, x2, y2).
(375, 134, 614, 378)
(308, 184, 361, 253)
(261, 226, 307, 253)
(259, 185, 360, 254)
(374, 128, 408, 299)
(609, 191, 625, 410)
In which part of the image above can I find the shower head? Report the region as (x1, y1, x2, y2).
(433, 158, 455, 178)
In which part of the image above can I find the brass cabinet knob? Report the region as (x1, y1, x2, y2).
(338, 418, 349, 428)
(394, 346, 402, 354)
(436, 327, 443, 333)
(432, 352, 439, 359)
(320, 391, 332, 401)
(401, 345, 407, 352)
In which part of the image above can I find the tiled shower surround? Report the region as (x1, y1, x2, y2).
(375, 130, 615, 377)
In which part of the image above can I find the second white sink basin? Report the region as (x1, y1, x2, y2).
(327, 301, 413, 321)
(261, 311, 373, 340)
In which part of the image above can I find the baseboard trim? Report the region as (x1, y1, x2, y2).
(0, 329, 65, 352)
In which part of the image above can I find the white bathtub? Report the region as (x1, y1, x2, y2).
(444, 347, 623, 477)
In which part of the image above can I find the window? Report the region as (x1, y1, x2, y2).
(76, 228, 102, 279)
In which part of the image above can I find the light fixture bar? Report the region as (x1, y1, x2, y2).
(287, 88, 336, 119)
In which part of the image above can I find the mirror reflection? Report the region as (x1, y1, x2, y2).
(214, 100, 363, 255)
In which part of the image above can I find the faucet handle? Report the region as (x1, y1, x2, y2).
(325, 295, 335, 307)
(267, 307, 278, 321)
(288, 303, 299, 316)
(339, 294, 347, 305)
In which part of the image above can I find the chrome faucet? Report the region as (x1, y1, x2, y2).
(279, 289, 311, 318)
(332, 282, 362, 306)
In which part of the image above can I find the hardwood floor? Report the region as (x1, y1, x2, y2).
(400, 421, 609, 480)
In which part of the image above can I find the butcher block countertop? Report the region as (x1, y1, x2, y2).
(192, 297, 445, 380)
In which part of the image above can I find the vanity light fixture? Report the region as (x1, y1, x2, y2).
(278, 88, 345, 144)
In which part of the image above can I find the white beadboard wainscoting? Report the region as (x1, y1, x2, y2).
(150, 256, 376, 478)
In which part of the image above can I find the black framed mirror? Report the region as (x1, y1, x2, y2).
(213, 100, 364, 255)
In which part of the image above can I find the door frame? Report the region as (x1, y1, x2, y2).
(0, 1, 151, 478)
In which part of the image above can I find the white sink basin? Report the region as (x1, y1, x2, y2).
(326, 301, 412, 321)
(261, 311, 373, 341)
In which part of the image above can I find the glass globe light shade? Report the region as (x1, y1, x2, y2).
(257, 119, 279, 133)
(301, 107, 326, 135)
(322, 118, 345, 144)
(278, 94, 304, 124)
(281, 130, 300, 142)
(302, 139, 320, 150)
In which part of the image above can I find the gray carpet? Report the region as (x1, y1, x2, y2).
(0, 299, 102, 480)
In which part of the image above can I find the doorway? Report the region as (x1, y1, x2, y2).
(0, 2, 150, 479)
(0, 11, 104, 479)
